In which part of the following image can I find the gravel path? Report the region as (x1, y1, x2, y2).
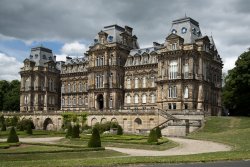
(106, 137, 231, 156)
(0, 137, 231, 156)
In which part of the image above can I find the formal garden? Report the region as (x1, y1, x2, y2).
(0, 114, 250, 166)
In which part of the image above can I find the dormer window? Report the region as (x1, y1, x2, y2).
(192, 28, 196, 35)
(108, 36, 113, 42)
(171, 43, 177, 50)
(35, 54, 38, 58)
(94, 39, 98, 43)
(181, 27, 187, 34)
(172, 29, 177, 34)
(30, 55, 33, 59)
(43, 55, 46, 59)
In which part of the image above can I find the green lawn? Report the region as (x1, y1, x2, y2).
(59, 134, 177, 151)
(0, 129, 65, 138)
(1, 116, 250, 167)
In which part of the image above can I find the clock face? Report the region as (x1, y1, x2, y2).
(182, 27, 187, 34)
(172, 29, 177, 34)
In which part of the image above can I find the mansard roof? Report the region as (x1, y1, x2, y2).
(64, 56, 87, 65)
(129, 47, 158, 56)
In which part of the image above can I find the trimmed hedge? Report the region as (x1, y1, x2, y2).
(7, 127, 19, 143)
(66, 124, 72, 138)
(72, 124, 80, 138)
(26, 123, 33, 135)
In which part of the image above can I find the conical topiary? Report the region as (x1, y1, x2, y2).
(72, 124, 80, 138)
(147, 129, 158, 143)
(155, 126, 162, 139)
(117, 125, 123, 135)
(7, 127, 19, 143)
(26, 123, 33, 135)
(88, 127, 101, 147)
(66, 124, 72, 138)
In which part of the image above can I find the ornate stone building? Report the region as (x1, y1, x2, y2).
(19, 17, 223, 135)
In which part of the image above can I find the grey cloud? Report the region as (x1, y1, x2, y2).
(0, 0, 250, 67)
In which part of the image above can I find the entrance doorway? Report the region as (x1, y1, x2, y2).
(97, 94, 104, 110)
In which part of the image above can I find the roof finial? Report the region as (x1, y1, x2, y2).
(185, 13, 187, 18)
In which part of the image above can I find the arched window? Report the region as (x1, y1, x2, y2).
(79, 82, 82, 92)
(151, 94, 156, 103)
(73, 83, 76, 92)
(85, 97, 88, 105)
(68, 83, 71, 93)
(168, 85, 177, 98)
(184, 63, 189, 79)
(135, 78, 139, 88)
(73, 97, 76, 105)
(142, 94, 147, 103)
(61, 84, 65, 93)
(169, 60, 178, 79)
(109, 96, 113, 108)
(151, 76, 155, 87)
(142, 77, 147, 88)
(109, 73, 113, 88)
(184, 86, 189, 98)
(134, 94, 139, 104)
(126, 94, 131, 104)
(127, 78, 131, 89)
(79, 97, 82, 105)
(68, 97, 71, 106)
(62, 98, 65, 106)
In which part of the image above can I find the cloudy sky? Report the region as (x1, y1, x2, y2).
(0, 0, 249, 81)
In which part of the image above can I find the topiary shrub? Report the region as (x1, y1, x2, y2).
(94, 121, 119, 134)
(117, 125, 123, 135)
(10, 116, 19, 127)
(88, 127, 101, 147)
(26, 123, 33, 135)
(147, 129, 158, 143)
(66, 124, 72, 138)
(155, 126, 162, 139)
(7, 127, 19, 143)
(1, 123, 6, 131)
(71, 124, 80, 138)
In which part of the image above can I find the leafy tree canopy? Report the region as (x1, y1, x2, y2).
(222, 50, 250, 116)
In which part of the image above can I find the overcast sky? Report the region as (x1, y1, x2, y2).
(0, 0, 249, 80)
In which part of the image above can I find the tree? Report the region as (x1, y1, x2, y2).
(0, 115, 5, 128)
(7, 127, 19, 143)
(147, 129, 158, 143)
(10, 116, 19, 127)
(88, 127, 101, 147)
(1, 123, 6, 131)
(155, 127, 162, 139)
(0, 80, 20, 111)
(66, 124, 72, 138)
(26, 123, 33, 135)
(117, 125, 123, 135)
(222, 50, 250, 116)
(71, 124, 80, 138)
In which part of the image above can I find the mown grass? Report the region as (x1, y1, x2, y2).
(0, 129, 65, 138)
(59, 134, 177, 151)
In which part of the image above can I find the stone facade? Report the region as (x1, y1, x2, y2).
(19, 17, 223, 135)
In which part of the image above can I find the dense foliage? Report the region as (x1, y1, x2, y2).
(17, 119, 35, 131)
(7, 127, 19, 143)
(147, 129, 158, 143)
(222, 50, 250, 116)
(61, 112, 87, 128)
(88, 127, 101, 147)
(0, 80, 20, 111)
(94, 121, 119, 134)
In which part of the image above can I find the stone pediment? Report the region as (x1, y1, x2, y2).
(89, 43, 107, 51)
(166, 33, 183, 41)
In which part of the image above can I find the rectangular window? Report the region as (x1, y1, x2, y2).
(151, 76, 155, 87)
(127, 95, 131, 104)
(184, 64, 189, 79)
(135, 78, 139, 88)
(142, 77, 146, 88)
(169, 60, 178, 79)
(168, 86, 177, 98)
(127, 79, 131, 89)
